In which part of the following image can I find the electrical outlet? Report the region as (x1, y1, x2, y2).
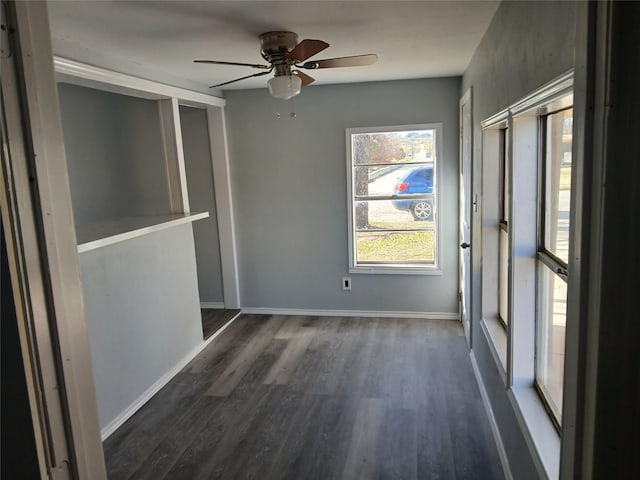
(342, 277, 351, 290)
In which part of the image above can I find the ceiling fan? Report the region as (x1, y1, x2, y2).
(194, 31, 378, 99)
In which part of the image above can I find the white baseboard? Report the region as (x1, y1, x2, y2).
(200, 301, 225, 309)
(470, 350, 513, 480)
(100, 311, 241, 440)
(240, 307, 459, 321)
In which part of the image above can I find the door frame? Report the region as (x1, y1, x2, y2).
(1, 2, 106, 477)
(459, 88, 473, 347)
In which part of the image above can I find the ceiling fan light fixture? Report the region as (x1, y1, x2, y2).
(268, 74, 302, 99)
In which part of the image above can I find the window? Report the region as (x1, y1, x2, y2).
(346, 124, 441, 274)
(479, 111, 509, 375)
(498, 127, 509, 328)
(480, 73, 573, 478)
(536, 106, 573, 426)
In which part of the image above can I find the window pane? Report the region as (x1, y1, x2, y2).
(354, 164, 428, 197)
(536, 264, 567, 422)
(355, 199, 434, 230)
(544, 108, 573, 263)
(355, 231, 435, 264)
(351, 130, 435, 165)
(501, 128, 510, 224)
(498, 228, 509, 325)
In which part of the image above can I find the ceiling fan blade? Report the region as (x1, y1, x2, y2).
(210, 69, 272, 88)
(195, 59, 271, 70)
(293, 70, 315, 86)
(285, 39, 329, 62)
(301, 54, 378, 69)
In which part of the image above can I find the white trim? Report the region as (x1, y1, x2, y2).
(158, 98, 190, 213)
(474, 71, 574, 480)
(240, 307, 459, 320)
(346, 130, 355, 271)
(480, 317, 508, 385)
(348, 265, 442, 275)
(200, 302, 225, 309)
(5, 4, 106, 475)
(481, 108, 509, 130)
(460, 88, 472, 108)
(510, 70, 573, 117)
(100, 311, 241, 440)
(459, 87, 473, 348)
(100, 363, 190, 440)
(207, 107, 241, 308)
(54, 56, 225, 107)
(509, 115, 539, 389)
(345, 123, 444, 274)
(172, 98, 190, 213)
(76, 212, 209, 253)
(481, 72, 573, 130)
(508, 387, 561, 480)
(470, 351, 513, 480)
(560, 5, 608, 477)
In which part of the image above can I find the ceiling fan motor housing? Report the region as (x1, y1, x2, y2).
(260, 31, 298, 75)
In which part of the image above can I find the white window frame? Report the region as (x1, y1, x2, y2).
(345, 123, 443, 275)
(508, 86, 573, 480)
(480, 110, 510, 379)
(480, 71, 573, 480)
(534, 103, 573, 429)
(498, 126, 510, 330)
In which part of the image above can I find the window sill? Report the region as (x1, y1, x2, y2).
(480, 316, 507, 383)
(349, 265, 442, 275)
(508, 386, 561, 480)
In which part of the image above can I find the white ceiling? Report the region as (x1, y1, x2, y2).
(48, 1, 499, 95)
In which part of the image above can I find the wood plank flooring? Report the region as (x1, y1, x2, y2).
(201, 308, 241, 340)
(104, 315, 505, 480)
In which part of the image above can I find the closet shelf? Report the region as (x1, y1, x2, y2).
(76, 212, 209, 253)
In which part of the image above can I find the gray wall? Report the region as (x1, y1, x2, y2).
(225, 78, 460, 313)
(79, 225, 203, 430)
(462, 2, 576, 478)
(58, 83, 170, 227)
(180, 106, 224, 304)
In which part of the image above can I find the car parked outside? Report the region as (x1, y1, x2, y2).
(392, 165, 434, 220)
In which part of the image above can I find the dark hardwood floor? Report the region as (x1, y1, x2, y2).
(104, 315, 505, 480)
(201, 308, 241, 340)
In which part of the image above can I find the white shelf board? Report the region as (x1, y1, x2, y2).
(77, 212, 209, 253)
